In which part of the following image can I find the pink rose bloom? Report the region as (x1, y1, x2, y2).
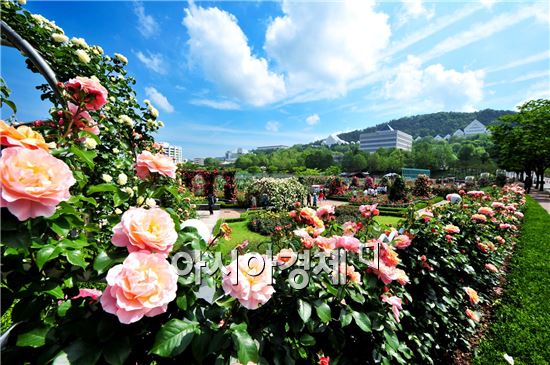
(393, 235, 411, 249)
(65, 76, 108, 111)
(335, 263, 361, 284)
(112, 207, 177, 256)
(221, 253, 275, 310)
(342, 221, 360, 236)
(491, 202, 505, 209)
(478, 207, 494, 216)
(316, 205, 335, 218)
(334, 235, 361, 253)
(467, 191, 485, 198)
(100, 252, 178, 324)
(443, 224, 460, 234)
(506, 205, 517, 212)
(471, 214, 487, 223)
(293, 228, 315, 248)
(0, 120, 50, 150)
(418, 210, 433, 222)
(0, 147, 75, 220)
(514, 211, 524, 219)
(315, 236, 336, 252)
(381, 295, 403, 322)
(368, 261, 409, 285)
(72, 288, 103, 301)
(485, 263, 498, 273)
(135, 151, 177, 180)
(359, 204, 379, 217)
(499, 223, 511, 230)
(68, 102, 99, 135)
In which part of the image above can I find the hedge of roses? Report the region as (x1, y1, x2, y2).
(245, 176, 308, 211)
(1, 3, 528, 365)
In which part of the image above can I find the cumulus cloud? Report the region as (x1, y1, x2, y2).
(264, 0, 391, 99)
(305, 114, 320, 125)
(136, 51, 166, 74)
(134, 1, 159, 38)
(145, 87, 174, 113)
(182, 4, 286, 106)
(265, 121, 280, 132)
(190, 99, 240, 110)
(384, 56, 485, 111)
(397, 0, 435, 26)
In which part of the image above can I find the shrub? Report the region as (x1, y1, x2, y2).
(248, 210, 292, 235)
(245, 177, 308, 211)
(364, 176, 375, 189)
(412, 174, 432, 197)
(389, 175, 407, 201)
(327, 176, 348, 196)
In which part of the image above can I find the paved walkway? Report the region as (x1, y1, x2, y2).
(530, 191, 550, 214)
(196, 210, 221, 234)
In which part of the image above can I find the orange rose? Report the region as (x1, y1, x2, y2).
(0, 120, 50, 150)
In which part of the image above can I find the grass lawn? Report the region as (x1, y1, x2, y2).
(374, 215, 403, 227)
(473, 196, 550, 365)
(215, 220, 271, 254)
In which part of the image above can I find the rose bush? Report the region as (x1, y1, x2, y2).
(0, 3, 528, 365)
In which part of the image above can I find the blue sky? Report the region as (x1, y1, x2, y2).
(1, 0, 549, 159)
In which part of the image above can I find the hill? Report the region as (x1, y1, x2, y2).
(337, 109, 514, 142)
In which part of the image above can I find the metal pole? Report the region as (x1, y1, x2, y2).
(1, 20, 63, 104)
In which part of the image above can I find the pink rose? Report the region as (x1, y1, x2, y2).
(471, 214, 487, 223)
(315, 236, 336, 252)
(485, 263, 498, 273)
(316, 205, 335, 218)
(334, 235, 361, 253)
(135, 151, 177, 180)
(478, 207, 494, 216)
(100, 252, 178, 324)
(72, 288, 103, 301)
(68, 102, 99, 135)
(393, 234, 411, 249)
(359, 204, 379, 217)
(221, 253, 274, 310)
(381, 295, 403, 322)
(443, 224, 460, 234)
(0, 147, 75, 220)
(112, 207, 177, 256)
(64, 76, 108, 111)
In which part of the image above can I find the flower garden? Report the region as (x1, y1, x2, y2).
(1, 2, 549, 365)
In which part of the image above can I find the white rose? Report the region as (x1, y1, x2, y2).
(146, 198, 157, 208)
(18, 0, 26, 4)
(122, 187, 134, 197)
(113, 148, 120, 154)
(115, 208, 123, 215)
(148, 105, 159, 118)
(109, 96, 116, 102)
(136, 196, 145, 205)
(158, 121, 164, 128)
(132, 186, 138, 191)
(75, 49, 90, 64)
(102, 174, 113, 183)
(71, 37, 88, 48)
(31, 14, 47, 24)
(83, 138, 97, 150)
(144, 99, 151, 105)
(118, 115, 134, 127)
(114, 53, 128, 64)
(51, 33, 68, 43)
(117, 173, 128, 185)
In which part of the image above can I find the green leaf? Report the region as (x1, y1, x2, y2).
(87, 183, 119, 194)
(150, 319, 197, 357)
(70, 145, 97, 169)
(65, 250, 87, 269)
(103, 337, 130, 365)
(53, 340, 102, 365)
(299, 334, 316, 347)
(93, 251, 123, 275)
(16, 326, 50, 348)
(36, 246, 61, 270)
(352, 311, 372, 332)
(231, 325, 258, 364)
(315, 301, 331, 323)
(339, 309, 353, 327)
(176, 294, 188, 310)
(51, 222, 70, 237)
(297, 299, 312, 323)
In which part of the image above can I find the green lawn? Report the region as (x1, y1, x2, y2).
(374, 215, 403, 227)
(214, 220, 271, 254)
(474, 196, 550, 365)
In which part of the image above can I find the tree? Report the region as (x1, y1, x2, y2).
(490, 99, 550, 191)
(204, 157, 220, 167)
(304, 149, 334, 170)
(342, 152, 367, 172)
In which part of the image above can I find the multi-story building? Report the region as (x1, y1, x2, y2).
(256, 145, 288, 151)
(463, 119, 488, 135)
(359, 128, 413, 153)
(159, 142, 184, 163)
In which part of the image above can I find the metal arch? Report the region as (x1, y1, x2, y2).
(1, 20, 63, 104)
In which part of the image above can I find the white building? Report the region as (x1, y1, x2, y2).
(434, 135, 443, 140)
(256, 145, 288, 151)
(322, 134, 349, 147)
(224, 147, 248, 162)
(453, 129, 465, 137)
(159, 142, 184, 163)
(463, 119, 488, 135)
(359, 128, 413, 153)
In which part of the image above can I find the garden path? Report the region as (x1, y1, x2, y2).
(530, 191, 550, 214)
(319, 199, 348, 207)
(196, 209, 221, 234)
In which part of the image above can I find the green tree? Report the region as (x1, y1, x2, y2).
(204, 157, 220, 167)
(304, 149, 334, 170)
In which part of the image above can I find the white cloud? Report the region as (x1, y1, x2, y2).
(134, 1, 159, 38)
(397, 0, 435, 26)
(190, 99, 240, 110)
(305, 114, 320, 125)
(135, 51, 166, 74)
(480, 0, 497, 8)
(265, 0, 391, 99)
(420, 5, 545, 62)
(487, 51, 550, 73)
(265, 121, 280, 132)
(182, 4, 286, 106)
(384, 56, 485, 112)
(485, 70, 549, 87)
(145, 87, 174, 113)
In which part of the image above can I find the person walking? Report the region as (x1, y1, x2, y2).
(319, 190, 325, 201)
(313, 193, 318, 208)
(250, 195, 257, 209)
(207, 193, 216, 215)
(524, 174, 533, 194)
